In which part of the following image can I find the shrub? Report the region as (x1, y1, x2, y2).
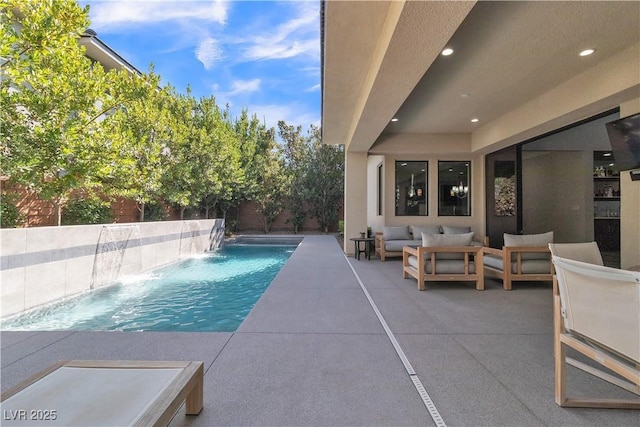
(62, 197, 113, 225)
(143, 202, 168, 221)
(0, 193, 24, 228)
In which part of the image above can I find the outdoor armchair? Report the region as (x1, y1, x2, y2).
(402, 232, 484, 291)
(552, 256, 640, 408)
(548, 241, 604, 265)
(482, 232, 554, 290)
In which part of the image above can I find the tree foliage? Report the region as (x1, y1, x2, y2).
(278, 121, 308, 233)
(303, 126, 344, 233)
(1, 0, 345, 231)
(1, 0, 123, 225)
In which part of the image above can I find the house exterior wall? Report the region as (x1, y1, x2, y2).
(367, 134, 485, 240)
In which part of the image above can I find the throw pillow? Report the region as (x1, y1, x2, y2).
(422, 232, 474, 260)
(442, 225, 472, 234)
(382, 226, 411, 241)
(410, 225, 442, 240)
(503, 231, 553, 260)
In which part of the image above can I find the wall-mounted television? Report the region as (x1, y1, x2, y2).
(605, 113, 640, 171)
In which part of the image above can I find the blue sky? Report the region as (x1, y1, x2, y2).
(80, 0, 321, 132)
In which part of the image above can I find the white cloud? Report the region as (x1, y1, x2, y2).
(247, 103, 319, 133)
(241, 3, 319, 61)
(228, 79, 261, 95)
(196, 38, 222, 70)
(87, 0, 229, 30)
(306, 83, 321, 92)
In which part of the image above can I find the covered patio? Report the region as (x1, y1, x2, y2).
(2, 236, 636, 426)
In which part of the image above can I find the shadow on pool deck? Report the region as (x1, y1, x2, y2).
(1, 235, 638, 426)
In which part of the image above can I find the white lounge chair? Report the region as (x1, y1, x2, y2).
(1, 360, 204, 426)
(548, 241, 604, 265)
(552, 256, 640, 408)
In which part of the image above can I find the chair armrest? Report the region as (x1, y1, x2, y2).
(416, 246, 483, 275)
(505, 246, 553, 274)
(505, 246, 551, 254)
(482, 246, 503, 257)
(403, 245, 419, 257)
(418, 246, 482, 255)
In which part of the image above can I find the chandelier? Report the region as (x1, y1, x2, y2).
(407, 174, 416, 198)
(450, 182, 469, 198)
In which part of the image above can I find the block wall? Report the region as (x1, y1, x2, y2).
(0, 219, 224, 318)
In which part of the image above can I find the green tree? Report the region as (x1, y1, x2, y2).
(240, 121, 286, 234)
(99, 70, 174, 221)
(158, 88, 199, 219)
(254, 145, 287, 233)
(232, 110, 272, 230)
(196, 98, 243, 220)
(278, 120, 309, 234)
(0, 0, 129, 225)
(304, 126, 344, 233)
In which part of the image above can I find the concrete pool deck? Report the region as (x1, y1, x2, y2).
(1, 235, 638, 426)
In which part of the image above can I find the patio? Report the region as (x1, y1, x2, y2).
(1, 235, 637, 426)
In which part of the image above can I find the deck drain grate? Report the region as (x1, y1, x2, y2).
(345, 256, 447, 427)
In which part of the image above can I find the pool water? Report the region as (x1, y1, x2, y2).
(1, 245, 296, 332)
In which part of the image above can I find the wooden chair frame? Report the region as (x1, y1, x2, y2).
(482, 245, 553, 290)
(553, 277, 640, 408)
(402, 245, 484, 291)
(375, 232, 404, 261)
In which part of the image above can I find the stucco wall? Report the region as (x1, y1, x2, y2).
(366, 134, 485, 240)
(0, 219, 224, 318)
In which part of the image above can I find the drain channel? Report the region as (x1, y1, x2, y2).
(345, 256, 447, 427)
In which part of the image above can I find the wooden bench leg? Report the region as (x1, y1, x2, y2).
(185, 363, 204, 415)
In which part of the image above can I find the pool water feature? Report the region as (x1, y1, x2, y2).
(1, 245, 296, 332)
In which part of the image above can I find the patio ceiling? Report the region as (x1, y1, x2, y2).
(322, 1, 640, 152)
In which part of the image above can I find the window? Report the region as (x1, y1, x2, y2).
(438, 161, 471, 216)
(377, 163, 383, 216)
(395, 161, 427, 216)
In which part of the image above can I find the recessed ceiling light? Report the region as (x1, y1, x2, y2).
(471, 118, 479, 123)
(441, 48, 454, 56)
(579, 49, 595, 56)
(391, 118, 398, 122)
(609, 163, 615, 167)
(603, 152, 611, 156)
(460, 93, 470, 98)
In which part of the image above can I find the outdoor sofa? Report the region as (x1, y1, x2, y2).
(375, 225, 473, 261)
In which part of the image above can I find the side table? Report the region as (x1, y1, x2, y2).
(350, 237, 374, 260)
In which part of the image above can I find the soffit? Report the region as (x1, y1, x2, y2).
(322, 0, 475, 151)
(322, 1, 394, 147)
(386, 1, 640, 136)
(322, 1, 640, 152)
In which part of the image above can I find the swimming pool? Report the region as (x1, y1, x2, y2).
(1, 245, 296, 332)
